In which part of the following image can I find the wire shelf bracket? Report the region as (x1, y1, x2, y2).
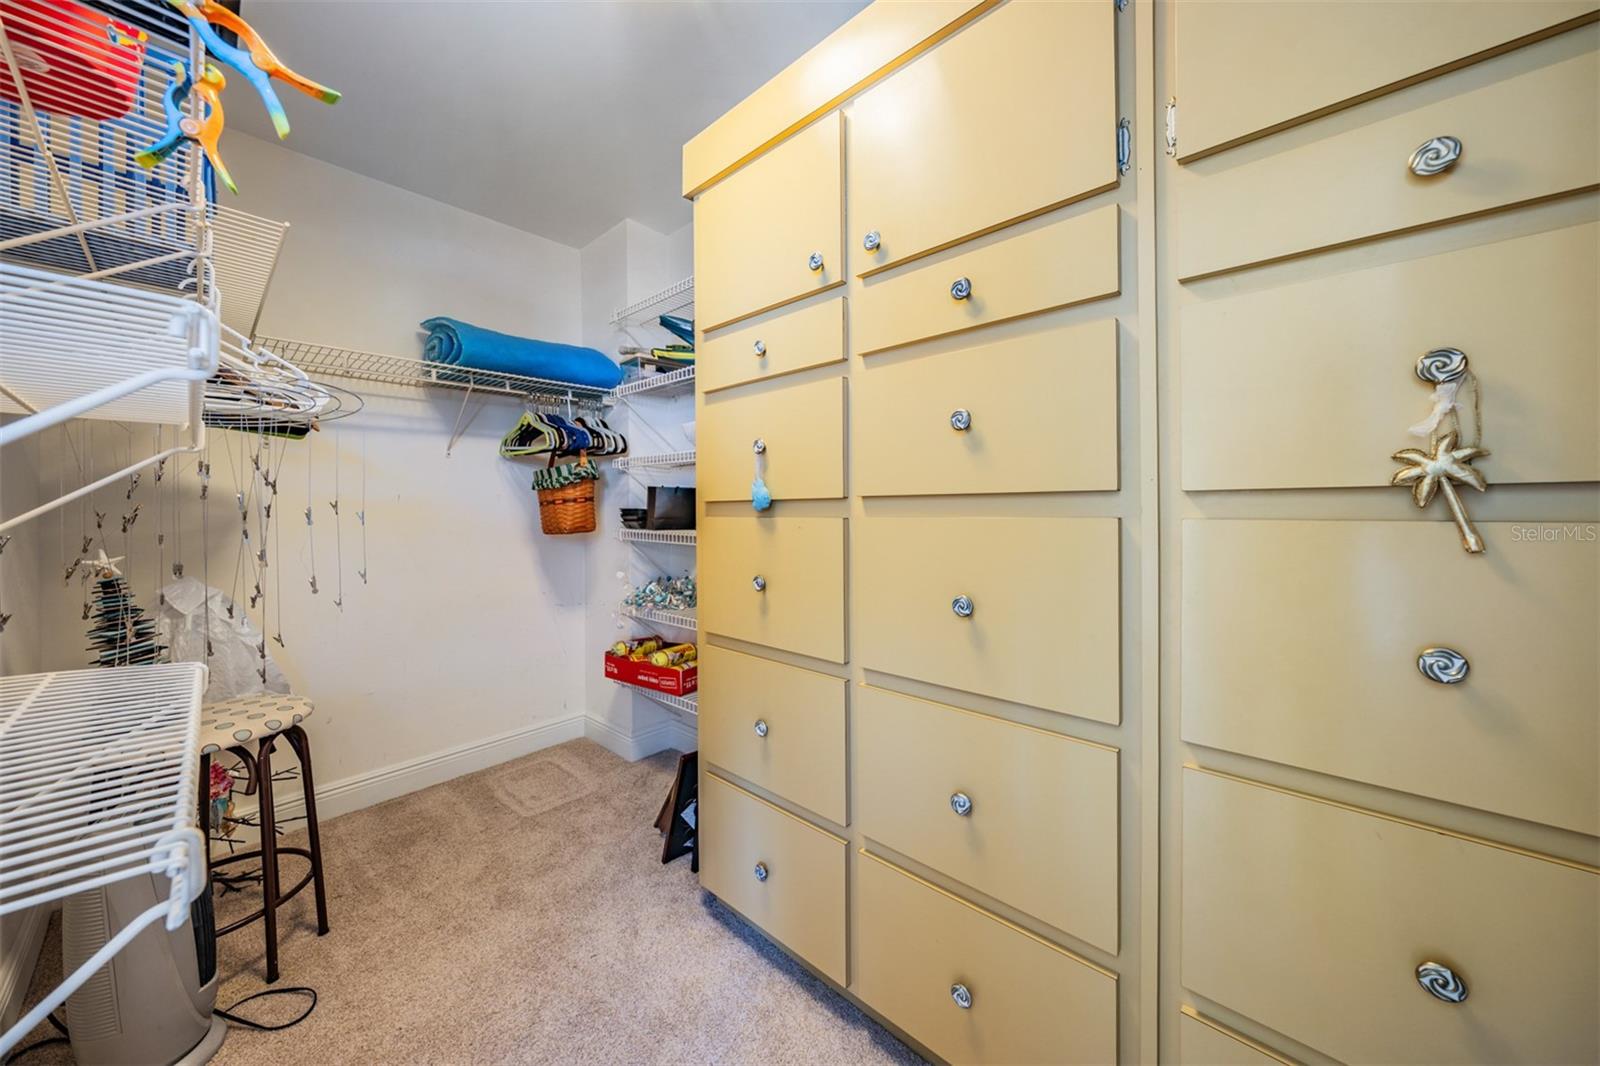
(0, 662, 208, 1057)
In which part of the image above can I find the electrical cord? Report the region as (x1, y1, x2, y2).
(2, 987, 315, 1064)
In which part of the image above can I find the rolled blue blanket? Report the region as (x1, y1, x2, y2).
(421, 317, 622, 390)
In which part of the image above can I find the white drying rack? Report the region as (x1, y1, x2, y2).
(0, 662, 208, 1057)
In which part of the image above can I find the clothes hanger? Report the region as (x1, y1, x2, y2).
(499, 411, 559, 458)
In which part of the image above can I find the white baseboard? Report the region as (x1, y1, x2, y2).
(585, 715, 696, 762)
(0, 903, 52, 1031)
(253, 713, 587, 826)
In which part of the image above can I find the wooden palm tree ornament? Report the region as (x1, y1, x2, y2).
(1392, 430, 1489, 554)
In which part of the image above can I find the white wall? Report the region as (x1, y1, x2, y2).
(23, 134, 595, 813)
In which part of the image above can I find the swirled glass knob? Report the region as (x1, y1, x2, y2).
(1415, 347, 1468, 384)
(1418, 647, 1469, 684)
(952, 595, 974, 618)
(753, 862, 769, 883)
(754, 719, 769, 738)
(808, 250, 824, 272)
(950, 276, 972, 301)
(863, 230, 881, 251)
(950, 984, 973, 1010)
(1409, 135, 1462, 176)
(752, 438, 766, 454)
(753, 339, 766, 357)
(950, 408, 972, 431)
(752, 575, 766, 592)
(1416, 961, 1467, 1003)
(950, 791, 973, 817)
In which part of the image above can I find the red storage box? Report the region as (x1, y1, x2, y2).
(604, 652, 698, 697)
(0, 0, 147, 121)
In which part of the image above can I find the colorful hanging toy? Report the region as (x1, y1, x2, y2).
(137, 0, 340, 192)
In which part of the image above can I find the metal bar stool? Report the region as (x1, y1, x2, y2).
(197, 694, 329, 983)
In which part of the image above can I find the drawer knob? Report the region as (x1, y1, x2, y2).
(1416, 961, 1468, 1004)
(753, 339, 766, 357)
(950, 983, 973, 1010)
(754, 718, 769, 738)
(950, 408, 973, 432)
(753, 861, 769, 883)
(808, 250, 825, 272)
(752, 575, 767, 592)
(952, 595, 974, 618)
(1408, 135, 1462, 177)
(950, 276, 973, 301)
(949, 791, 973, 817)
(863, 230, 881, 252)
(1415, 347, 1468, 385)
(752, 438, 766, 454)
(1417, 647, 1469, 684)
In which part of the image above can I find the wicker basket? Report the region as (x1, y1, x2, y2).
(535, 452, 598, 535)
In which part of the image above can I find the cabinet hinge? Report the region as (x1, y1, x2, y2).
(1117, 118, 1132, 175)
(1164, 98, 1178, 156)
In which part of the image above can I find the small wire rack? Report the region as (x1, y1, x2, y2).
(254, 337, 616, 410)
(0, 662, 208, 1055)
(618, 528, 695, 546)
(609, 276, 693, 329)
(620, 603, 697, 631)
(614, 364, 694, 399)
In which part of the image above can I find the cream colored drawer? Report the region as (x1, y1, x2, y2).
(848, 0, 1116, 276)
(1182, 768, 1600, 1064)
(853, 205, 1120, 356)
(699, 377, 845, 503)
(698, 297, 845, 395)
(1179, 1009, 1294, 1066)
(699, 517, 846, 663)
(1182, 222, 1600, 490)
(695, 113, 843, 332)
(857, 686, 1118, 952)
(856, 851, 1117, 1066)
(857, 517, 1119, 722)
(1182, 520, 1599, 836)
(855, 320, 1118, 497)
(1174, 0, 1598, 161)
(700, 773, 846, 985)
(1175, 29, 1600, 279)
(699, 646, 846, 826)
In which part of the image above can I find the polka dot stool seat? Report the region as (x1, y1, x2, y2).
(199, 692, 329, 983)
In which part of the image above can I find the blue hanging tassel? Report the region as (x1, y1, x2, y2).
(751, 477, 772, 511)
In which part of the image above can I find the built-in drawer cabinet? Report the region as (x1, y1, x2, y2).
(700, 773, 847, 985)
(699, 516, 846, 664)
(857, 686, 1118, 952)
(699, 376, 845, 502)
(848, 0, 1116, 276)
(1182, 519, 1599, 836)
(852, 205, 1120, 356)
(695, 112, 843, 332)
(699, 646, 847, 825)
(857, 517, 1119, 722)
(699, 296, 845, 394)
(855, 319, 1118, 497)
(1178, 1010, 1293, 1066)
(1175, 28, 1600, 279)
(1173, 0, 1599, 161)
(856, 851, 1118, 1066)
(1182, 222, 1600, 490)
(1182, 768, 1600, 1065)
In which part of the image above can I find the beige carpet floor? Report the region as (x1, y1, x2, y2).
(15, 739, 919, 1065)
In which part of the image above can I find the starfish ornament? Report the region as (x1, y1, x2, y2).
(81, 549, 125, 577)
(1392, 430, 1490, 554)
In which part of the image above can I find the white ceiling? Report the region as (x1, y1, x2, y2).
(230, 0, 868, 248)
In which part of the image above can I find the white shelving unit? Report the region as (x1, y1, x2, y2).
(611, 682, 698, 717)
(618, 528, 696, 546)
(0, 663, 209, 1056)
(620, 603, 697, 632)
(615, 449, 696, 472)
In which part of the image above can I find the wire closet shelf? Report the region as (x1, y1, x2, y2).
(619, 603, 696, 632)
(609, 275, 693, 329)
(0, 663, 208, 1056)
(610, 682, 698, 718)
